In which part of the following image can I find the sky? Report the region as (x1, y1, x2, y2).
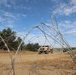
(0, 0, 76, 48)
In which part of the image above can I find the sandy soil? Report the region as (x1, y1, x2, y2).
(0, 51, 76, 75)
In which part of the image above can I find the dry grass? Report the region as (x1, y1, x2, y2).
(0, 50, 76, 75)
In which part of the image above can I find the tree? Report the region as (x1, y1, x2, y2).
(13, 37, 25, 50)
(0, 28, 16, 50)
(0, 28, 39, 51)
(33, 43, 40, 50)
(25, 43, 40, 51)
(0, 28, 25, 50)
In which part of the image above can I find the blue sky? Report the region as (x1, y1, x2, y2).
(0, 0, 76, 47)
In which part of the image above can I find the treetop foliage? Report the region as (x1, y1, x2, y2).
(0, 28, 40, 51)
(0, 28, 24, 50)
(25, 43, 40, 51)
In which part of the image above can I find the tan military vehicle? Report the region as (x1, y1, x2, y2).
(38, 45, 53, 54)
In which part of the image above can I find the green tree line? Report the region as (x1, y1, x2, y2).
(0, 28, 40, 51)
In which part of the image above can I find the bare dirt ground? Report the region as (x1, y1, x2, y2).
(0, 50, 76, 75)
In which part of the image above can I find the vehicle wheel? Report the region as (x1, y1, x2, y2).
(44, 51, 48, 54)
(38, 51, 43, 54)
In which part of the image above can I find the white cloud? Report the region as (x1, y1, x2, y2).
(6, 19, 15, 28)
(7, 24, 14, 28)
(17, 32, 26, 38)
(70, 0, 76, 4)
(4, 12, 18, 20)
(21, 14, 27, 18)
(27, 35, 53, 46)
(0, 17, 5, 23)
(19, 5, 32, 11)
(0, 26, 6, 31)
(52, 0, 76, 16)
(58, 20, 76, 35)
(0, 10, 17, 28)
(0, 0, 12, 8)
(0, 16, 15, 29)
(66, 29, 76, 34)
(59, 20, 75, 28)
(16, 29, 53, 46)
(63, 5, 76, 15)
(52, 3, 66, 16)
(58, 0, 76, 16)
(0, 10, 19, 20)
(0, 0, 32, 11)
(8, 0, 15, 6)
(0, 9, 28, 29)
